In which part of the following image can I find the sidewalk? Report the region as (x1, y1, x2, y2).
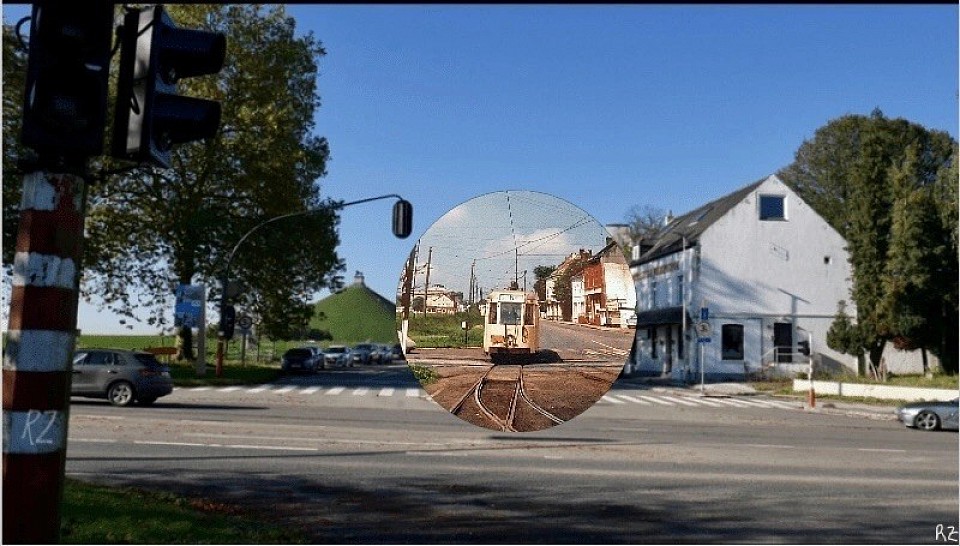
(615, 374, 899, 421)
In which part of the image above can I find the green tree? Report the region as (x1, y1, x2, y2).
(2, 23, 28, 262)
(2, 7, 342, 361)
(533, 265, 556, 308)
(779, 110, 957, 375)
(622, 204, 667, 259)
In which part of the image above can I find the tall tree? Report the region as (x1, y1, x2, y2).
(2, 23, 28, 265)
(533, 265, 556, 308)
(779, 110, 957, 374)
(621, 204, 667, 258)
(2, 7, 343, 356)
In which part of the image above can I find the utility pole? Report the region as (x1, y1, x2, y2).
(3, 5, 112, 543)
(469, 259, 477, 308)
(400, 246, 416, 353)
(422, 246, 433, 317)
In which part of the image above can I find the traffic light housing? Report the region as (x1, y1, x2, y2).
(798, 340, 810, 356)
(21, 3, 114, 158)
(393, 199, 413, 239)
(219, 304, 236, 341)
(113, 6, 226, 168)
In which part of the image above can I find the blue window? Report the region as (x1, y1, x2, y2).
(759, 195, 786, 221)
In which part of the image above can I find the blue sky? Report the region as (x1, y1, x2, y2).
(2, 5, 957, 334)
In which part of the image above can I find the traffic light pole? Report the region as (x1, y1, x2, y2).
(3, 3, 113, 543)
(214, 194, 412, 377)
(3, 166, 90, 544)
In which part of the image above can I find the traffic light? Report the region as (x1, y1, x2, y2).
(392, 199, 413, 239)
(20, 3, 114, 158)
(219, 304, 236, 341)
(798, 340, 810, 356)
(113, 6, 226, 168)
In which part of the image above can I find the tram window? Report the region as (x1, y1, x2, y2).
(524, 303, 536, 325)
(488, 303, 497, 324)
(500, 302, 522, 325)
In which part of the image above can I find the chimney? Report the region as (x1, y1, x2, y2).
(353, 270, 365, 286)
(664, 210, 674, 226)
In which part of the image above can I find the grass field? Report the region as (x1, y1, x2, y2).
(61, 478, 305, 544)
(403, 310, 484, 348)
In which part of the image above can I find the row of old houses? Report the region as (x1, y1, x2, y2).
(618, 174, 934, 380)
(543, 243, 637, 328)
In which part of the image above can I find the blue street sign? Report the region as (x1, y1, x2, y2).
(700, 307, 709, 321)
(698, 337, 711, 343)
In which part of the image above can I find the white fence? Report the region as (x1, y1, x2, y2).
(793, 380, 958, 402)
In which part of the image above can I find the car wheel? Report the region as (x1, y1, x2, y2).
(138, 397, 157, 406)
(108, 381, 135, 407)
(915, 411, 941, 431)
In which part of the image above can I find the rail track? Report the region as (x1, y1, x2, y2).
(450, 365, 567, 432)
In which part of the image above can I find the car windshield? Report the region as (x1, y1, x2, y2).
(355, 344, 372, 350)
(327, 347, 346, 353)
(284, 349, 311, 359)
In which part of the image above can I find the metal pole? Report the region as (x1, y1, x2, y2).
(681, 235, 687, 382)
(807, 330, 816, 408)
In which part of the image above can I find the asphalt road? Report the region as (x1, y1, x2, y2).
(538, 320, 633, 361)
(65, 366, 959, 544)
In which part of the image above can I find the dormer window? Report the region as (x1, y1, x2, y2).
(759, 194, 786, 221)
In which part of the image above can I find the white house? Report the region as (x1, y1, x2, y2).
(628, 175, 861, 380)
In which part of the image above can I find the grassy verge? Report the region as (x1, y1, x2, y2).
(61, 478, 306, 544)
(168, 361, 282, 387)
(409, 363, 440, 385)
(403, 311, 484, 348)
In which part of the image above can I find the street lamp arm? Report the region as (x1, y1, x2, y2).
(224, 194, 407, 281)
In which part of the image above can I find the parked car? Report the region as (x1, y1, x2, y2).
(375, 344, 394, 365)
(895, 398, 959, 431)
(323, 345, 352, 368)
(308, 347, 326, 370)
(72, 349, 173, 407)
(390, 344, 406, 362)
(281, 348, 318, 375)
(351, 343, 376, 365)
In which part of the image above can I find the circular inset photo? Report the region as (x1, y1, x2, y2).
(396, 190, 636, 432)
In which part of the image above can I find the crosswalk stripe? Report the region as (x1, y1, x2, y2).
(326, 387, 345, 395)
(274, 386, 296, 394)
(613, 394, 650, 405)
(378, 388, 394, 397)
(659, 395, 700, 407)
(352, 388, 369, 396)
(731, 398, 776, 408)
(247, 385, 272, 393)
(217, 386, 242, 392)
(189, 387, 211, 392)
(406, 388, 421, 397)
(300, 387, 321, 395)
(638, 395, 674, 406)
(688, 396, 726, 407)
(601, 395, 626, 404)
(707, 397, 751, 407)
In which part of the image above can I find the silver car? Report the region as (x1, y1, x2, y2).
(72, 349, 174, 406)
(895, 398, 959, 431)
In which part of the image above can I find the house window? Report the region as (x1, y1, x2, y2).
(721, 324, 744, 360)
(759, 195, 786, 221)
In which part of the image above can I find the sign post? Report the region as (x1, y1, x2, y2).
(697, 305, 710, 394)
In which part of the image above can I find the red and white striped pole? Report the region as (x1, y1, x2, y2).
(3, 169, 87, 544)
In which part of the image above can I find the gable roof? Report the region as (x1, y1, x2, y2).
(631, 176, 769, 265)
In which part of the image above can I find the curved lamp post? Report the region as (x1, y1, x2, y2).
(214, 194, 413, 376)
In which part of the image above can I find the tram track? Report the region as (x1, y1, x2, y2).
(450, 365, 569, 432)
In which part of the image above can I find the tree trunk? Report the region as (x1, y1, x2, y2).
(176, 326, 195, 361)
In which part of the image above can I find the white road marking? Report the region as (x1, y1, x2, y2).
(326, 387, 345, 395)
(188, 387, 212, 392)
(659, 396, 700, 407)
(639, 395, 674, 406)
(352, 388, 369, 396)
(406, 388, 421, 397)
(706, 397, 752, 407)
(247, 385, 272, 393)
(218, 386, 242, 392)
(274, 386, 297, 394)
(378, 388, 394, 397)
(613, 394, 651, 405)
(758, 399, 801, 410)
(300, 387, 321, 395)
(601, 395, 626, 404)
(688, 396, 727, 407)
